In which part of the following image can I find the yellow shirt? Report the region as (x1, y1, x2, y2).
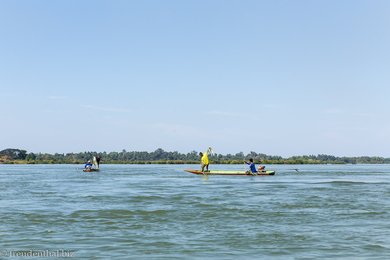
(201, 151, 209, 165)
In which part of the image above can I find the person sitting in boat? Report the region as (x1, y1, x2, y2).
(84, 160, 93, 170)
(258, 159, 266, 172)
(199, 147, 212, 173)
(245, 158, 257, 175)
(245, 158, 265, 175)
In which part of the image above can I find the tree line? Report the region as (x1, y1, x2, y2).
(1, 148, 390, 164)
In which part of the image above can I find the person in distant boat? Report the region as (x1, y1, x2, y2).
(96, 156, 101, 168)
(199, 147, 212, 173)
(84, 160, 93, 170)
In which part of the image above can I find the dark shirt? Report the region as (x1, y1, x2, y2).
(85, 163, 93, 168)
(246, 162, 257, 173)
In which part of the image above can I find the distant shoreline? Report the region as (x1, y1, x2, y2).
(1, 148, 390, 165)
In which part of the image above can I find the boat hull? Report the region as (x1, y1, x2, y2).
(83, 168, 100, 172)
(184, 169, 275, 176)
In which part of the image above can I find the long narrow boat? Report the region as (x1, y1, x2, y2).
(184, 169, 275, 176)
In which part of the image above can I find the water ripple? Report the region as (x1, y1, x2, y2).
(1, 164, 390, 258)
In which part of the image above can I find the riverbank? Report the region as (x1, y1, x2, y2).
(0, 159, 384, 165)
(2, 148, 389, 165)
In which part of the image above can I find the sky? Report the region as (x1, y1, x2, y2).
(1, 0, 390, 157)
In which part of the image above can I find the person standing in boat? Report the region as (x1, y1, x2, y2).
(199, 147, 212, 173)
(96, 156, 101, 168)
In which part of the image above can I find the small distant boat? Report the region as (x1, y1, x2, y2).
(83, 156, 100, 172)
(184, 169, 275, 176)
(83, 168, 100, 172)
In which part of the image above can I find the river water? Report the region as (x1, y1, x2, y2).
(1, 164, 389, 259)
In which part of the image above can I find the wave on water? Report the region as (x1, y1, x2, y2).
(68, 209, 171, 219)
(313, 180, 388, 185)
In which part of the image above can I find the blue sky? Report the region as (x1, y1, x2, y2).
(1, 0, 390, 157)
